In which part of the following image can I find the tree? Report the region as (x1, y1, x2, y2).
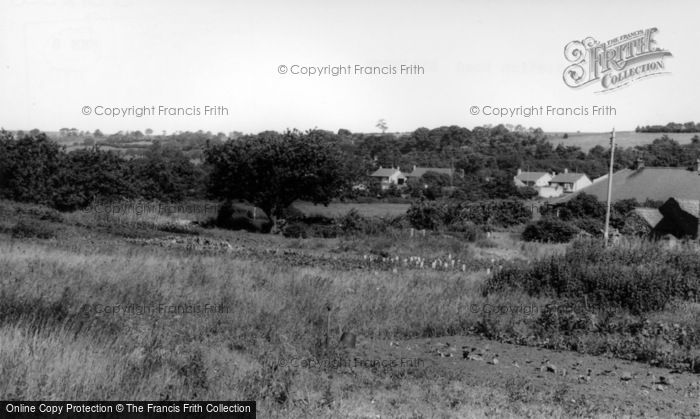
(145, 128, 153, 136)
(376, 119, 388, 134)
(0, 132, 65, 205)
(205, 129, 346, 224)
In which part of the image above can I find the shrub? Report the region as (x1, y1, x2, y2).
(456, 200, 531, 227)
(522, 218, 579, 243)
(446, 219, 485, 242)
(572, 217, 603, 236)
(307, 224, 341, 238)
(484, 239, 695, 314)
(406, 200, 448, 230)
(542, 193, 605, 221)
(11, 219, 56, 239)
(216, 201, 272, 233)
(282, 222, 308, 238)
(408, 199, 531, 230)
(16, 206, 64, 223)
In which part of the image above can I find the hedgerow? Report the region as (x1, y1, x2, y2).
(484, 239, 700, 314)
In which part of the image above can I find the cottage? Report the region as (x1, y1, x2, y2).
(548, 169, 592, 194)
(513, 169, 552, 188)
(369, 167, 406, 190)
(514, 169, 559, 198)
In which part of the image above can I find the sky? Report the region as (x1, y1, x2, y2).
(1, 0, 698, 135)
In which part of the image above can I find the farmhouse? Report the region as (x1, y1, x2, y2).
(369, 167, 406, 190)
(551, 158, 700, 204)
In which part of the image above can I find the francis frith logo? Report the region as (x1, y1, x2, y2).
(563, 28, 672, 93)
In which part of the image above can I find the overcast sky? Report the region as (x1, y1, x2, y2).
(1, 0, 698, 135)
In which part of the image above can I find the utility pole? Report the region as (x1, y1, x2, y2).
(603, 128, 615, 247)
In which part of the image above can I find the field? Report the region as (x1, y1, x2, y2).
(548, 131, 699, 151)
(32, 130, 700, 157)
(1, 199, 699, 417)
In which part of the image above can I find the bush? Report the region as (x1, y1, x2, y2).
(456, 200, 531, 227)
(282, 222, 308, 238)
(216, 201, 272, 233)
(522, 218, 579, 243)
(407, 199, 531, 230)
(446, 219, 485, 242)
(484, 239, 697, 314)
(11, 219, 56, 239)
(572, 217, 603, 236)
(307, 224, 341, 238)
(406, 200, 448, 230)
(16, 206, 64, 223)
(542, 193, 605, 221)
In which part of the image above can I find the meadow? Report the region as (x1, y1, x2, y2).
(549, 131, 698, 151)
(1, 199, 698, 417)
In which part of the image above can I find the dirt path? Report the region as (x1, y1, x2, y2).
(351, 335, 700, 418)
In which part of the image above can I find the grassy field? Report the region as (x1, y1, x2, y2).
(547, 131, 698, 151)
(1, 199, 698, 417)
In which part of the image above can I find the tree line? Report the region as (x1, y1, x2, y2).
(2, 125, 700, 218)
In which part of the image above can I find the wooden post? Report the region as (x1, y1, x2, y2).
(604, 128, 615, 248)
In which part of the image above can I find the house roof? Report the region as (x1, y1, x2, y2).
(408, 167, 454, 178)
(370, 168, 403, 177)
(550, 172, 589, 183)
(632, 208, 663, 228)
(550, 167, 700, 204)
(515, 172, 550, 182)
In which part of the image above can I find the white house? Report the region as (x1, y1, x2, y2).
(548, 169, 592, 193)
(513, 169, 552, 188)
(369, 167, 407, 190)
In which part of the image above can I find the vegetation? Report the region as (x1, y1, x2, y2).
(205, 130, 346, 223)
(522, 219, 580, 243)
(0, 200, 697, 417)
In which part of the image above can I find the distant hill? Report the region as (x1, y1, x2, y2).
(547, 131, 699, 151)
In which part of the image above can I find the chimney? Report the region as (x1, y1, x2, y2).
(635, 157, 644, 170)
(517, 168, 522, 176)
(413, 165, 417, 172)
(564, 168, 568, 174)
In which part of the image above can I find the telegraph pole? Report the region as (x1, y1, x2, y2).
(603, 128, 615, 247)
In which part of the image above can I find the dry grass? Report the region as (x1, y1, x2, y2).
(1, 199, 696, 416)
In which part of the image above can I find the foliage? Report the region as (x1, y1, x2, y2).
(522, 218, 579, 243)
(11, 219, 56, 239)
(407, 199, 530, 230)
(0, 132, 204, 211)
(216, 201, 272, 233)
(485, 239, 700, 314)
(205, 130, 346, 220)
(456, 200, 531, 227)
(406, 200, 449, 230)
